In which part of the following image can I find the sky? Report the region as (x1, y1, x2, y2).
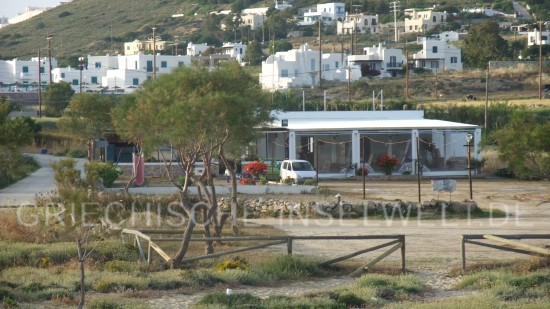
(2, 0, 64, 19)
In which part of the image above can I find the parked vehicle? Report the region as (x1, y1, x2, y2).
(279, 159, 316, 184)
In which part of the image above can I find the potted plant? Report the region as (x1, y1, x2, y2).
(243, 160, 268, 181)
(357, 166, 369, 176)
(377, 154, 399, 175)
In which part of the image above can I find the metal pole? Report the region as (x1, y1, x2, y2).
(79, 57, 83, 93)
(302, 90, 305, 111)
(467, 136, 473, 200)
(416, 136, 421, 204)
(348, 62, 351, 104)
(37, 49, 42, 118)
(152, 26, 157, 79)
(324, 90, 327, 111)
(318, 20, 322, 89)
(315, 139, 319, 184)
(539, 21, 543, 100)
(362, 136, 366, 199)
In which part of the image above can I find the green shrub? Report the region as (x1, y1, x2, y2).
(215, 257, 249, 271)
(197, 292, 261, 307)
(67, 149, 87, 158)
(88, 295, 152, 309)
(303, 179, 317, 186)
(255, 256, 321, 280)
(85, 161, 122, 188)
(103, 260, 143, 273)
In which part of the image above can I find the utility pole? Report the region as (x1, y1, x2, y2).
(318, 20, 322, 89)
(539, 21, 543, 100)
(46, 33, 53, 85)
(391, 1, 399, 42)
(434, 68, 438, 99)
(152, 26, 157, 79)
(405, 43, 409, 99)
(485, 62, 490, 130)
(37, 49, 42, 118)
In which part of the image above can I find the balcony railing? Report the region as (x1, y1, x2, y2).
(386, 61, 404, 68)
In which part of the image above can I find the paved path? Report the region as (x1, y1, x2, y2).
(0, 154, 86, 206)
(513, 1, 533, 21)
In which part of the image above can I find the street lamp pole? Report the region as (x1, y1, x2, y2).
(46, 34, 53, 85)
(78, 56, 84, 93)
(466, 133, 473, 200)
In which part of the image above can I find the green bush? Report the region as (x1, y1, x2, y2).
(197, 292, 261, 307)
(254, 256, 321, 280)
(67, 149, 87, 158)
(88, 295, 152, 309)
(85, 161, 122, 188)
(215, 257, 249, 271)
(303, 180, 317, 186)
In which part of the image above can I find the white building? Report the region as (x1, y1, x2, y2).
(256, 111, 481, 177)
(413, 36, 462, 72)
(347, 44, 405, 78)
(275, 0, 292, 11)
(8, 6, 51, 25)
(241, 7, 269, 16)
(187, 42, 210, 56)
(337, 13, 379, 35)
(303, 2, 346, 24)
(404, 9, 447, 33)
(0, 57, 57, 92)
(221, 42, 247, 64)
(527, 29, 549, 46)
(259, 43, 347, 90)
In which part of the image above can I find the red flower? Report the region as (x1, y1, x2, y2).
(243, 161, 268, 177)
(377, 154, 399, 173)
(239, 178, 255, 185)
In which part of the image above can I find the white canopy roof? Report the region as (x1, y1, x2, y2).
(268, 111, 478, 131)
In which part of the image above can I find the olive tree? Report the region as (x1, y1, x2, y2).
(113, 63, 271, 266)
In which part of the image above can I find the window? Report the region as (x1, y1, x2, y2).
(432, 16, 436, 22)
(146, 61, 153, 72)
(133, 78, 139, 86)
(91, 76, 98, 84)
(161, 61, 167, 68)
(72, 79, 79, 85)
(178, 61, 184, 67)
(420, 60, 426, 67)
(61, 73, 65, 78)
(324, 64, 329, 71)
(281, 69, 289, 77)
(22, 66, 29, 73)
(126, 46, 130, 50)
(431, 61, 439, 69)
(372, 18, 377, 25)
(409, 26, 413, 30)
(294, 69, 298, 76)
(335, 62, 339, 69)
(450, 57, 458, 64)
(310, 59, 315, 71)
(95, 62, 101, 69)
(39, 67, 44, 74)
(432, 46, 438, 53)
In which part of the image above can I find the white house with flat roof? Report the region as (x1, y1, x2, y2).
(347, 44, 405, 78)
(527, 29, 549, 46)
(259, 43, 347, 90)
(221, 42, 247, 63)
(413, 36, 462, 72)
(337, 13, 379, 35)
(404, 9, 447, 33)
(255, 111, 481, 177)
(241, 13, 267, 30)
(0, 57, 57, 92)
(186, 42, 210, 56)
(303, 2, 346, 24)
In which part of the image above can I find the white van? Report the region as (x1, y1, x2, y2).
(279, 160, 316, 184)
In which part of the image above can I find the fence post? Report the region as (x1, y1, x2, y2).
(400, 235, 406, 273)
(287, 238, 293, 255)
(147, 242, 152, 265)
(461, 235, 466, 272)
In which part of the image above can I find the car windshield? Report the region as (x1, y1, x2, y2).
(292, 162, 314, 171)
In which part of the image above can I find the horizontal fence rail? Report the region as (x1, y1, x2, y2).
(121, 229, 406, 274)
(461, 234, 550, 271)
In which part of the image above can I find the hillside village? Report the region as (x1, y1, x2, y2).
(0, 0, 548, 95)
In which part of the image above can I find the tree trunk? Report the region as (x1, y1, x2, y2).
(76, 238, 85, 309)
(86, 138, 94, 162)
(218, 151, 239, 234)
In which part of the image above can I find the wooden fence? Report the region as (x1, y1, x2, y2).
(121, 229, 406, 275)
(461, 234, 550, 271)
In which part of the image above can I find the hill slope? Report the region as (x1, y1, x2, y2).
(0, 0, 226, 60)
